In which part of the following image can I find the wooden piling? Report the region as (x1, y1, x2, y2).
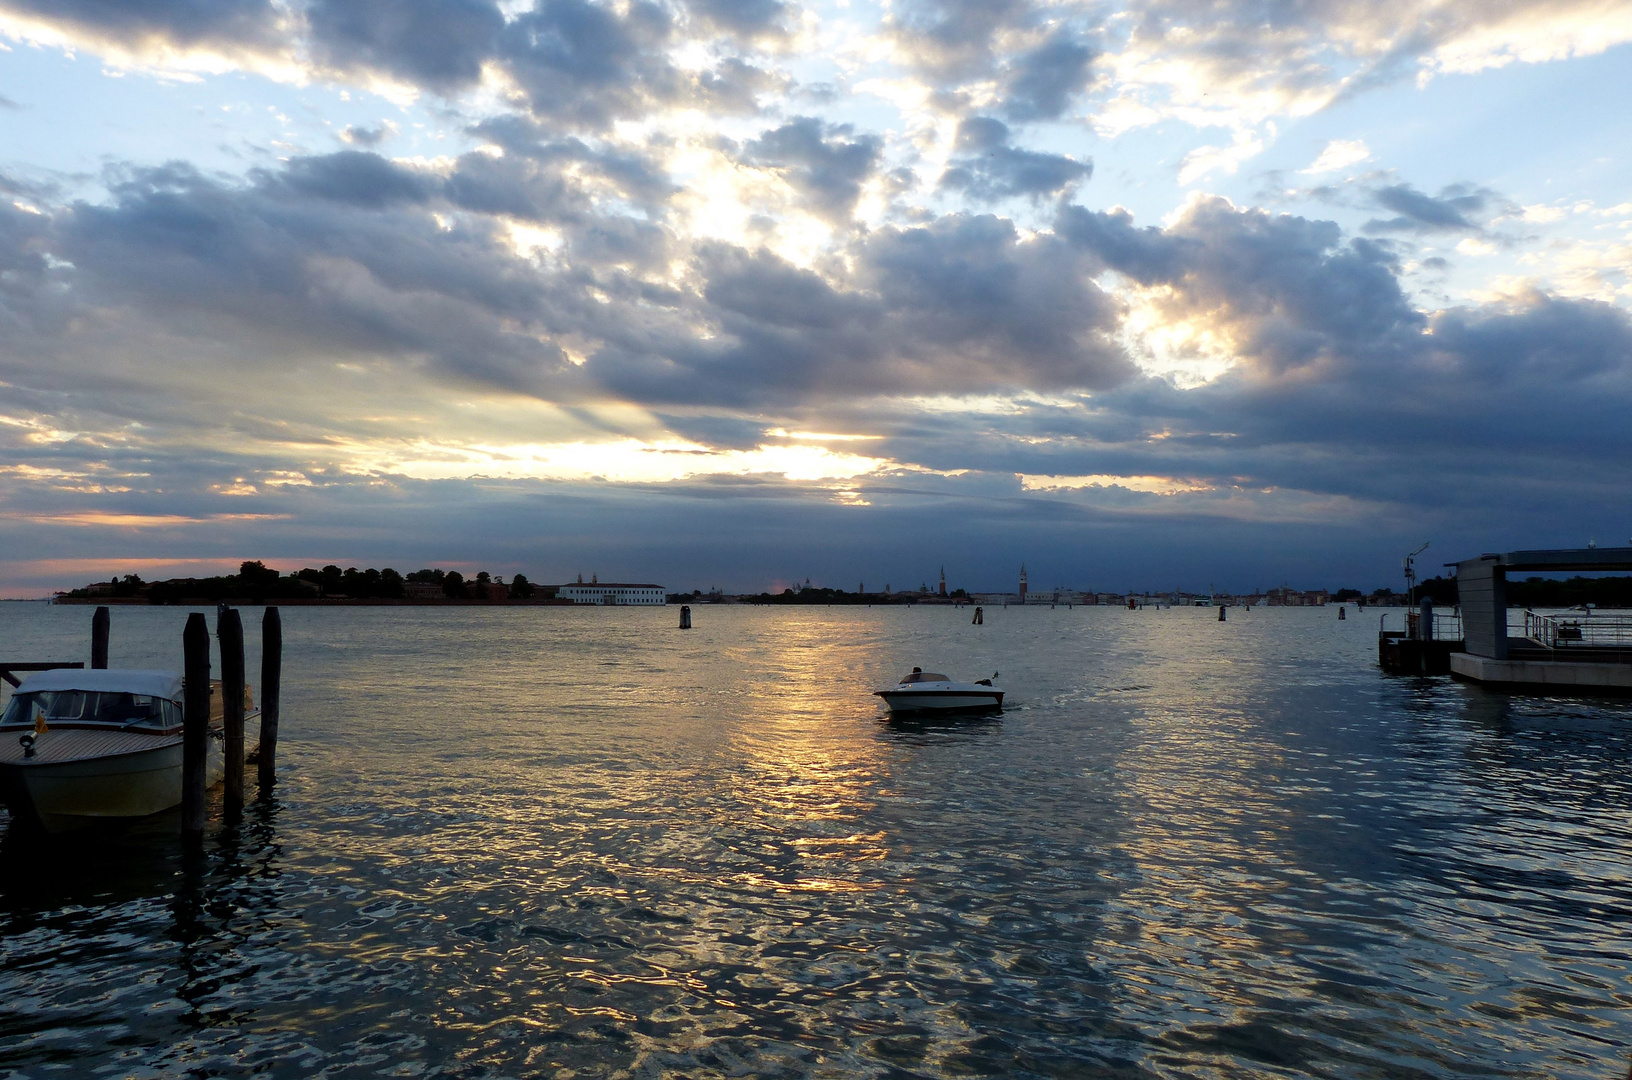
(259, 607, 281, 792)
(1218, 604, 1227, 621)
(181, 613, 211, 841)
(972, 606, 984, 625)
(679, 605, 692, 629)
(91, 606, 109, 669)
(218, 607, 245, 814)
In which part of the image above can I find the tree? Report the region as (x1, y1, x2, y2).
(510, 573, 534, 599)
(379, 568, 404, 598)
(442, 571, 467, 598)
(240, 560, 279, 586)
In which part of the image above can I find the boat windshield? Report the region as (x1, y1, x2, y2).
(0, 690, 180, 728)
(900, 672, 950, 683)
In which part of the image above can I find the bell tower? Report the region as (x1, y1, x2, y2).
(938, 566, 947, 596)
(1019, 564, 1027, 602)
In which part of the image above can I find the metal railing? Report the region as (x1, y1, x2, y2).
(1380, 610, 1463, 641)
(1523, 610, 1632, 650)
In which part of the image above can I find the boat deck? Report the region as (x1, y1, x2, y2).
(0, 728, 183, 765)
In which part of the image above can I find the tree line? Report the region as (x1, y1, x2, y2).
(69, 561, 540, 602)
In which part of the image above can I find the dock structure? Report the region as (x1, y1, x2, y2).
(1450, 547, 1632, 691)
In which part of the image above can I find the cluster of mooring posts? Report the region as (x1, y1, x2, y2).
(182, 606, 283, 841)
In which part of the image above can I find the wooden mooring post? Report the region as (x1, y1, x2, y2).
(1218, 604, 1227, 622)
(181, 613, 211, 842)
(91, 606, 109, 669)
(679, 605, 692, 629)
(258, 607, 281, 793)
(218, 607, 246, 814)
(972, 606, 984, 625)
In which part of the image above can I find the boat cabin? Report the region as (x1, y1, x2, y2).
(0, 670, 185, 733)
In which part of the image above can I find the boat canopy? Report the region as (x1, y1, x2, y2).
(900, 671, 950, 683)
(12, 669, 184, 702)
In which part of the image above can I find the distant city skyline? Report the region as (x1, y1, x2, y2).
(2, 2, 1630, 596)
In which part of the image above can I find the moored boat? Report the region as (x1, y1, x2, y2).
(874, 667, 1004, 713)
(0, 669, 255, 832)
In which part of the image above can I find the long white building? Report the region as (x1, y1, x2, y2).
(558, 581, 667, 605)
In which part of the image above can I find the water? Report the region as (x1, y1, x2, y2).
(1, 602, 1629, 1078)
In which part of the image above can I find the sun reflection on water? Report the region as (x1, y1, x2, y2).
(0, 603, 1629, 1077)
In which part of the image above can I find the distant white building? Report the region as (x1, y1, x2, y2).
(559, 581, 667, 605)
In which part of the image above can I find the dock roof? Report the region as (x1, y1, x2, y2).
(1453, 547, 1632, 573)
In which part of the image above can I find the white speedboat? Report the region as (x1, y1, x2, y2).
(0, 669, 253, 832)
(874, 667, 1004, 713)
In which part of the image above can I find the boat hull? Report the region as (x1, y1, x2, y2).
(0, 727, 242, 833)
(874, 690, 1004, 714)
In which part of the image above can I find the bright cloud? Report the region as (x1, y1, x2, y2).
(1302, 139, 1372, 175)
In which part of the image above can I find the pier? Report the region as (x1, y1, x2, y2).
(1450, 547, 1632, 691)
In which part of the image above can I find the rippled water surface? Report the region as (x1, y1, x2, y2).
(1, 601, 1629, 1078)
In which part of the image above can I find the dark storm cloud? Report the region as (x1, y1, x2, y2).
(741, 117, 883, 220)
(0, 0, 281, 49)
(1365, 183, 1487, 232)
(306, 0, 504, 91)
(940, 117, 1091, 201)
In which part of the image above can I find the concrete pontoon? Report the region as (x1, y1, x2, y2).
(1450, 547, 1632, 691)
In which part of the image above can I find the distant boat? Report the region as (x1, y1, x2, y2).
(874, 667, 1004, 713)
(0, 669, 255, 832)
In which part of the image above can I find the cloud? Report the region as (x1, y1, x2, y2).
(939, 117, 1091, 201)
(1002, 29, 1097, 120)
(685, 0, 792, 39)
(1301, 139, 1370, 174)
(1176, 128, 1264, 186)
(339, 123, 392, 147)
(306, 0, 504, 91)
(1365, 182, 1488, 232)
(740, 117, 884, 221)
(0, 0, 283, 52)
(272, 151, 437, 208)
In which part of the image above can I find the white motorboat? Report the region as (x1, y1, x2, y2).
(874, 667, 1004, 713)
(0, 668, 254, 832)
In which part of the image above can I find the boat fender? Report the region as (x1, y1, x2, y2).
(19, 733, 36, 758)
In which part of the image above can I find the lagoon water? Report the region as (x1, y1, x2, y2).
(0, 601, 1629, 1078)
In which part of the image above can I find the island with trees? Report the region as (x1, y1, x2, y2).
(55, 562, 566, 605)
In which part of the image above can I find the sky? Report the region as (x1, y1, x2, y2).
(1, 0, 1630, 597)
